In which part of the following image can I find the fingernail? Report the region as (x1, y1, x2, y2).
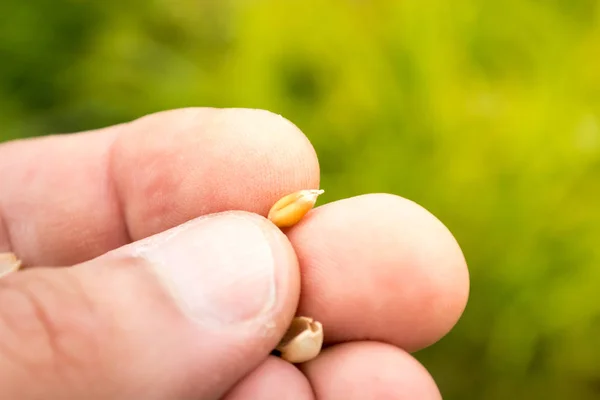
(130, 213, 282, 326)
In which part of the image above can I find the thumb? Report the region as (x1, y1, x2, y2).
(0, 211, 300, 400)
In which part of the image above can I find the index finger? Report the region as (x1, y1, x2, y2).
(0, 108, 320, 266)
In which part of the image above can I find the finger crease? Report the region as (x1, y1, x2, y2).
(106, 124, 134, 245)
(0, 204, 15, 254)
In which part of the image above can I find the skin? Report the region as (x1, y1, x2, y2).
(0, 107, 469, 399)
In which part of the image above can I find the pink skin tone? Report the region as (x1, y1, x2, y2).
(0, 108, 468, 399)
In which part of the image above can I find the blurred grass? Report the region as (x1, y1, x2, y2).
(1, 0, 600, 398)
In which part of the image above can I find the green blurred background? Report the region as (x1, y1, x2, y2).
(1, 0, 600, 398)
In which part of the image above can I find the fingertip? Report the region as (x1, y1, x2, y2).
(374, 193, 470, 346)
(100, 210, 301, 335)
(223, 356, 314, 400)
(301, 341, 442, 400)
(111, 107, 321, 240)
(287, 193, 470, 351)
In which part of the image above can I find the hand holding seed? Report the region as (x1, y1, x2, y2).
(1, 189, 324, 365)
(0, 108, 468, 399)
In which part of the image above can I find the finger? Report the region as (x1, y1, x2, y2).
(223, 356, 314, 400)
(0, 211, 299, 400)
(0, 107, 319, 267)
(286, 193, 469, 352)
(301, 342, 442, 400)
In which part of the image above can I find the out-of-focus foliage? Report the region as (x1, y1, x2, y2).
(2, 0, 600, 398)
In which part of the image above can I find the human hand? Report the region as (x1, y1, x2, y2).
(0, 108, 469, 399)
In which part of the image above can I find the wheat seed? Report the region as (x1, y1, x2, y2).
(267, 189, 324, 228)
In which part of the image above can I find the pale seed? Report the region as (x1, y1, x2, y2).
(267, 189, 324, 228)
(0, 252, 22, 278)
(276, 316, 324, 363)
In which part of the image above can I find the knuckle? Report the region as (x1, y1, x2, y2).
(0, 269, 104, 388)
